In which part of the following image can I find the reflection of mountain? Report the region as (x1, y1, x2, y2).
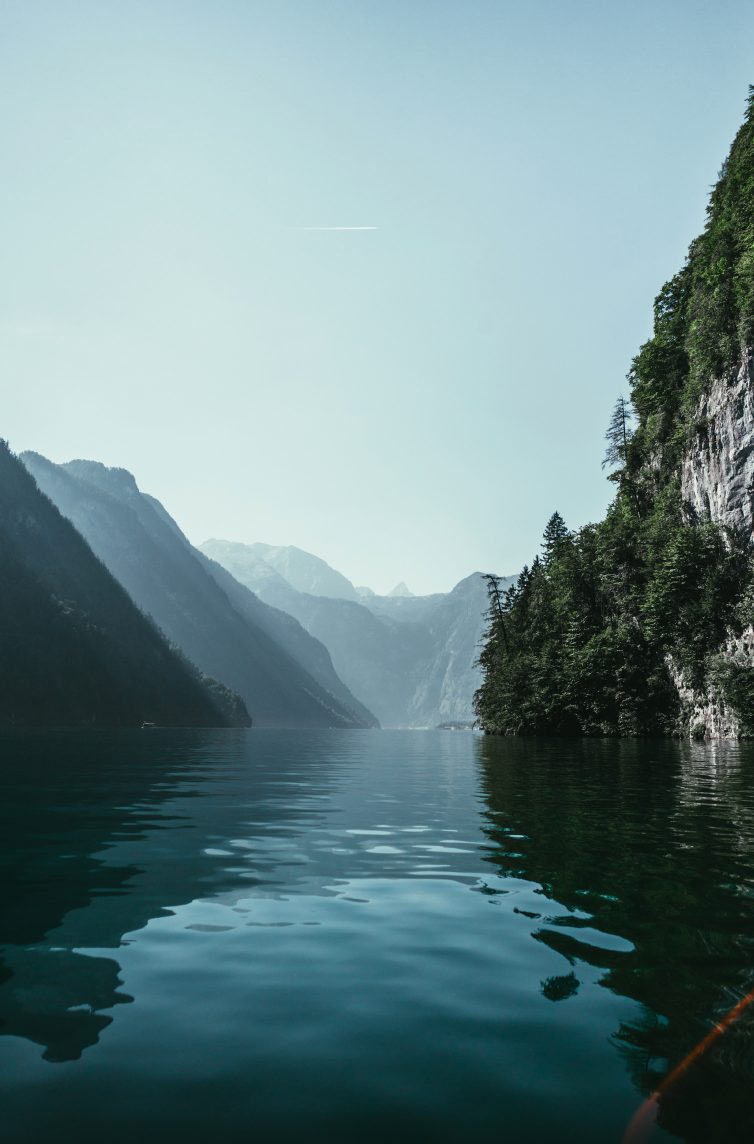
(7, 731, 754, 1141)
(476, 736, 754, 1143)
(2, 728, 480, 1065)
(0, 729, 340, 1061)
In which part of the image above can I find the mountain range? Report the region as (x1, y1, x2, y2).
(11, 450, 508, 730)
(200, 539, 512, 727)
(22, 454, 377, 730)
(0, 441, 247, 728)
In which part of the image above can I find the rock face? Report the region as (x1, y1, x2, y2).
(666, 656, 740, 740)
(674, 351, 754, 738)
(681, 353, 754, 541)
(22, 454, 377, 730)
(384, 574, 497, 727)
(201, 539, 513, 728)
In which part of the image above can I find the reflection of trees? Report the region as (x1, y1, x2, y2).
(0, 949, 132, 1062)
(476, 736, 754, 1142)
(0, 728, 347, 1062)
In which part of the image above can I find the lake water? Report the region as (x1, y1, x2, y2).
(1, 730, 753, 1143)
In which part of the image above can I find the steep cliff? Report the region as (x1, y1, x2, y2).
(475, 90, 754, 739)
(681, 354, 754, 536)
(674, 353, 754, 736)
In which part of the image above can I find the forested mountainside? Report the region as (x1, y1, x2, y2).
(22, 454, 377, 730)
(476, 91, 754, 739)
(201, 539, 512, 727)
(0, 441, 248, 728)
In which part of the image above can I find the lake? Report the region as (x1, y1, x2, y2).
(1, 729, 753, 1142)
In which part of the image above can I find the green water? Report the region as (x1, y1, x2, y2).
(1, 730, 753, 1142)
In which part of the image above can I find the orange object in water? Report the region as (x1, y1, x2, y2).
(623, 986, 754, 1143)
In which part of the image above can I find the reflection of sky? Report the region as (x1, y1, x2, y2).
(1, 728, 509, 1067)
(9, 728, 743, 1141)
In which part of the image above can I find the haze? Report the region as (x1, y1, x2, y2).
(2, 0, 753, 593)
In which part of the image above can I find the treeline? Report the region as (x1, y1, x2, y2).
(475, 90, 754, 737)
(0, 440, 249, 728)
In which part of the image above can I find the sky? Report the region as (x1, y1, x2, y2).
(2, 0, 753, 595)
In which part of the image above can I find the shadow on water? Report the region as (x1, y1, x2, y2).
(0, 728, 363, 1062)
(476, 735, 754, 1143)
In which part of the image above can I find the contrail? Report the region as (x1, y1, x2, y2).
(291, 226, 378, 231)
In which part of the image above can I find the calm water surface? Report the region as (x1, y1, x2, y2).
(1, 730, 754, 1143)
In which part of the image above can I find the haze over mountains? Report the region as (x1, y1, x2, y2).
(7, 449, 509, 730)
(22, 454, 376, 730)
(0, 442, 247, 729)
(201, 540, 513, 727)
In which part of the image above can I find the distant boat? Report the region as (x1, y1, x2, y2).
(141, 721, 156, 729)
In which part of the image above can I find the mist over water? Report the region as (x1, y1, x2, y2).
(1, 729, 753, 1142)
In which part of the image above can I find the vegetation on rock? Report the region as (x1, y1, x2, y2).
(476, 91, 754, 736)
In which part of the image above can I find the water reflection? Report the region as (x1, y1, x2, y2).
(477, 736, 754, 1142)
(3, 730, 754, 1141)
(0, 728, 479, 1065)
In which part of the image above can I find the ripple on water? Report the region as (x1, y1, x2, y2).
(1, 729, 752, 1143)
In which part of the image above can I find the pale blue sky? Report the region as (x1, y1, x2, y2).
(2, 0, 753, 593)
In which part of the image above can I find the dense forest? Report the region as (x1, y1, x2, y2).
(0, 440, 249, 728)
(476, 90, 754, 738)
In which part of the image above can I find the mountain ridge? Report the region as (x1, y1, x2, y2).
(22, 453, 378, 730)
(200, 538, 513, 727)
(1, 441, 248, 728)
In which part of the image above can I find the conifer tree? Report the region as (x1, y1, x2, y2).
(542, 512, 569, 560)
(602, 396, 634, 470)
(475, 94, 754, 738)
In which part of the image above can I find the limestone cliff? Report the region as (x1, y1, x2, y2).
(672, 353, 754, 737)
(681, 353, 754, 537)
(475, 90, 754, 739)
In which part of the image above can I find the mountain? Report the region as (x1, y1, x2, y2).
(0, 441, 248, 728)
(371, 573, 499, 727)
(387, 581, 414, 598)
(200, 539, 512, 727)
(475, 91, 754, 740)
(22, 454, 377, 730)
(199, 539, 433, 726)
(234, 542, 361, 601)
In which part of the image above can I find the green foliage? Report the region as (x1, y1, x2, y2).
(710, 660, 754, 737)
(629, 88, 754, 466)
(476, 92, 754, 737)
(475, 516, 681, 736)
(602, 396, 635, 473)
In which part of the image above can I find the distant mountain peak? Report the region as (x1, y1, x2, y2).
(203, 539, 360, 602)
(21, 458, 377, 729)
(388, 581, 414, 597)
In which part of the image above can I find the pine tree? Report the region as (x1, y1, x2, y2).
(602, 396, 634, 470)
(542, 512, 569, 560)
